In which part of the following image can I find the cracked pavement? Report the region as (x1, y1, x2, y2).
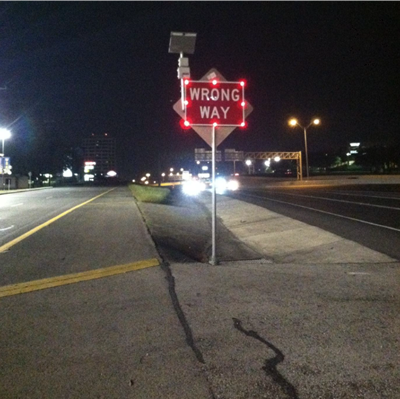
(136, 188, 400, 398)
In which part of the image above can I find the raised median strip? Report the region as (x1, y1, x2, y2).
(198, 193, 395, 264)
(0, 258, 160, 298)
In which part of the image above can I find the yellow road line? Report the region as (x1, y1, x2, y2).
(0, 188, 115, 254)
(0, 258, 160, 298)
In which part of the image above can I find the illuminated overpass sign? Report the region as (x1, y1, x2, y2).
(184, 79, 245, 126)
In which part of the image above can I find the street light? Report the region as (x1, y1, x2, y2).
(0, 128, 11, 190)
(245, 159, 252, 175)
(288, 118, 320, 178)
(0, 128, 11, 156)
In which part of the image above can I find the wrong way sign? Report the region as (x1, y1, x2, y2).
(173, 68, 253, 147)
(184, 80, 245, 126)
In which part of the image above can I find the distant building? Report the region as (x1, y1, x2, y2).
(82, 134, 116, 178)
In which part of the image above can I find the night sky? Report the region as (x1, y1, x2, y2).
(0, 2, 399, 178)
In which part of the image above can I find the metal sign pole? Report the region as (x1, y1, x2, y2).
(210, 124, 217, 265)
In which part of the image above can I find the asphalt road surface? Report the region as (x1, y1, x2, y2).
(0, 187, 114, 250)
(0, 186, 159, 284)
(1, 183, 399, 398)
(231, 182, 400, 260)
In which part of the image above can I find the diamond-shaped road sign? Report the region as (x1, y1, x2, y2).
(173, 68, 253, 148)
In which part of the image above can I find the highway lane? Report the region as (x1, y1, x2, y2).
(0, 187, 114, 249)
(231, 183, 400, 260)
(0, 186, 159, 285)
(0, 186, 209, 399)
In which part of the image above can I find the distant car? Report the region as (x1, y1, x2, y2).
(182, 175, 239, 196)
(213, 176, 240, 194)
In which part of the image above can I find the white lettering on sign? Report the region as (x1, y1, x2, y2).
(200, 106, 231, 119)
(211, 107, 219, 118)
(221, 107, 230, 118)
(184, 79, 246, 126)
(200, 106, 210, 118)
(189, 88, 241, 102)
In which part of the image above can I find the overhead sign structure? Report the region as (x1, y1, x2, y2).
(195, 148, 222, 162)
(184, 80, 245, 126)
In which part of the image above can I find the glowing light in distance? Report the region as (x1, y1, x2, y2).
(241, 122, 246, 127)
(313, 118, 320, 125)
(245, 160, 252, 166)
(84, 174, 94, 182)
(215, 177, 227, 194)
(212, 177, 239, 194)
(212, 79, 217, 85)
(182, 180, 206, 196)
(184, 79, 190, 85)
(0, 128, 11, 140)
(240, 81, 245, 87)
(274, 156, 281, 162)
(241, 101, 245, 107)
(227, 179, 239, 191)
(213, 122, 218, 127)
(107, 171, 117, 177)
(184, 100, 189, 105)
(62, 168, 73, 178)
(184, 120, 190, 127)
(289, 119, 298, 126)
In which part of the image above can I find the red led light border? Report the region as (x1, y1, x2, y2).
(183, 80, 246, 127)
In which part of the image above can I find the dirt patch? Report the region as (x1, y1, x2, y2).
(134, 188, 261, 263)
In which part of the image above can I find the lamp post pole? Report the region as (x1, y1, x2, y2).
(289, 119, 320, 179)
(303, 126, 309, 179)
(0, 129, 11, 190)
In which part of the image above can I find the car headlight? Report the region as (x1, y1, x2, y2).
(182, 180, 206, 196)
(227, 179, 239, 191)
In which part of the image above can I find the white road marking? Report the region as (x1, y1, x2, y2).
(241, 193, 400, 233)
(270, 192, 400, 211)
(0, 225, 14, 232)
(320, 191, 400, 201)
